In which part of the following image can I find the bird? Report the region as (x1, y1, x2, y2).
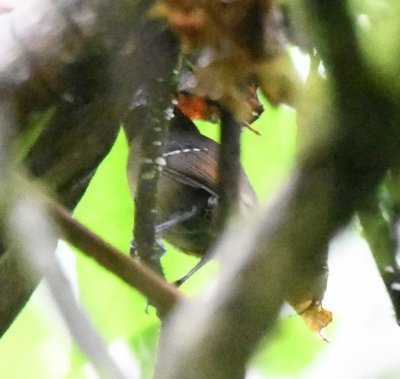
(127, 107, 257, 285)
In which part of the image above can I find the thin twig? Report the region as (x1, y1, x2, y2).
(18, 176, 181, 317)
(217, 107, 242, 227)
(43, 192, 181, 318)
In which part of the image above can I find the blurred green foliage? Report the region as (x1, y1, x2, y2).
(349, 0, 400, 96)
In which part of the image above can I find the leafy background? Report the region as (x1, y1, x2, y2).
(3, 3, 400, 371)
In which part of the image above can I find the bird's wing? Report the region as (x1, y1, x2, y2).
(162, 139, 220, 197)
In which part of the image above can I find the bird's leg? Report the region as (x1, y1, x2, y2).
(131, 206, 211, 286)
(171, 198, 216, 285)
(155, 206, 198, 233)
(130, 206, 198, 258)
(174, 256, 210, 286)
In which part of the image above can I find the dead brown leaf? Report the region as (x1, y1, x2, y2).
(154, 0, 302, 119)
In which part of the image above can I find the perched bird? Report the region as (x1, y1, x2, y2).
(127, 108, 331, 335)
(127, 108, 257, 284)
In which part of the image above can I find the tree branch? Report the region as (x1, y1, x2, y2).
(122, 21, 179, 276)
(0, 99, 40, 336)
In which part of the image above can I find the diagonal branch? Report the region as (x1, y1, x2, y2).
(41, 186, 181, 318)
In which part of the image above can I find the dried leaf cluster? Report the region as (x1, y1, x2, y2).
(154, 0, 302, 121)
